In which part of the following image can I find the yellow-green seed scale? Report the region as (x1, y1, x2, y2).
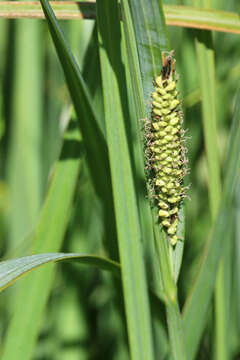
(149, 51, 187, 246)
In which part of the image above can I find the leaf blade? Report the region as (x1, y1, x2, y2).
(96, 1, 155, 359)
(2, 122, 82, 360)
(122, 0, 186, 358)
(183, 88, 240, 359)
(0, 252, 120, 293)
(1, 3, 240, 34)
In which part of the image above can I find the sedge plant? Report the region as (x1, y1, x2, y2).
(0, 1, 239, 359)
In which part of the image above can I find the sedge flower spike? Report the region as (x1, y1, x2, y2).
(145, 51, 188, 246)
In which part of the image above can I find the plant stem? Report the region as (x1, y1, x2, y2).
(153, 212, 186, 360)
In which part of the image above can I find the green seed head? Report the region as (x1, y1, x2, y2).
(145, 50, 188, 245)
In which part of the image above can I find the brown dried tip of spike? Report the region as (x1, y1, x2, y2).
(161, 50, 175, 80)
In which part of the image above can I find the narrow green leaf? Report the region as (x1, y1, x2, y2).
(0, 252, 120, 292)
(222, 89, 240, 198)
(194, 30, 221, 218)
(194, 26, 224, 360)
(171, 207, 185, 282)
(125, 0, 171, 286)
(224, 101, 240, 270)
(1, 3, 240, 35)
(153, 221, 186, 359)
(164, 5, 240, 34)
(214, 235, 233, 360)
(183, 88, 240, 359)
(127, 0, 169, 100)
(129, 0, 185, 281)
(121, 0, 186, 358)
(82, 24, 105, 132)
(39, 0, 118, 260)
(120, 0, 162, 294)
(2, 122, 82, 360)
(96, 1, 155, 359)
(39, 0, 109, 195)
(166, 302, 186, 360)
(183, 207, 231, 359)
(0, 1, 96, 20)
(120, 3, 171, 356)
(233, 161, 240, 342)
(183, 63, 240, 108)
(7, 20, 43, 250)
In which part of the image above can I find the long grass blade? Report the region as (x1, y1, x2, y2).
(7, 20, 43, 251)
(183, 87, 240, 359)
(163, 5, 240, 34)
(2, 122, 82, 360)
(194, 22, 224, 360)
(96, 1, 155, 359)
(1, 3, 240, 34)
(120, 0, 161, 294)
(0, 252, 120, 292)
(233, 156, 240, 348)
(129, 0, 185, 282)
(39, 0, 118, 260)
(122, 0, 186, 357)
(39, 0, 108, 190)
(127, 0, 169, 99)
(120, 3, 171, 356)
(194, 31, 221, 218)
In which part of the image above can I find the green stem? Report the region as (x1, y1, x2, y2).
(153, 212, 186, 359)
(214, 259, 228, 360)
(194, 27, 226, 360)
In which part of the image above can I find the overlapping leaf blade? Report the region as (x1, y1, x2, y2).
(96, 1, 155, 359)
(183, 88, 240, 359)
(1, 3, 240, 34)
(121, 0, 186, 358)
(0, 252, 120, 292)
(2, 122, 82, 360)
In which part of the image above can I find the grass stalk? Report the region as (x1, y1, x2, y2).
(194, 28, 228, 360)
(96, 1, 155, 358)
